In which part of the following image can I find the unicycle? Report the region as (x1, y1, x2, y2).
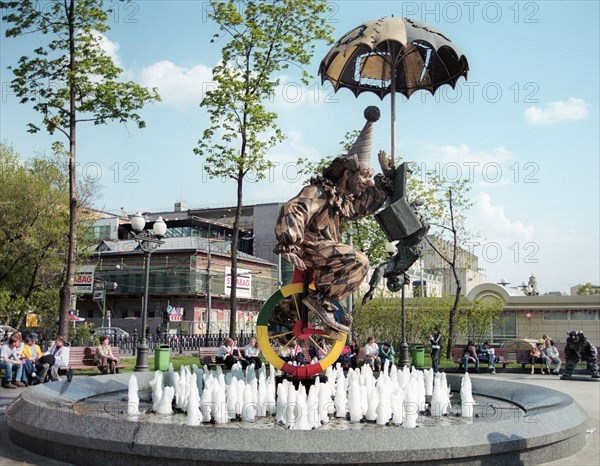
(256, 270, 347, 378)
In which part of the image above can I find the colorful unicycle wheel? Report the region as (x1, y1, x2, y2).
(257, 283, 347, 378)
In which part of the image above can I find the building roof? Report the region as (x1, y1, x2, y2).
(468, 283, 600, 309)
(95, 237, 276, 267)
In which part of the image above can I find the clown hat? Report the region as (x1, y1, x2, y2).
(347, 106, 380, 169)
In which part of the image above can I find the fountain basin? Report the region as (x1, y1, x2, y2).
(7, 373, 586, 465)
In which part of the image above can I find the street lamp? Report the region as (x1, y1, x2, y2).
(398, 273, 411, 368)
(206, 214, 227, 340)
(131, 212, 167, 372)
(385, 241, 410, 368)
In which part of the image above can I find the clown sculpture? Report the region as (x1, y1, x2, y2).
(274, 106, 395, 337)
(561, 331, 600, 379)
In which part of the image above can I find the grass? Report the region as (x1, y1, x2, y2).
(73, 354, 587, 375)
(118, 355, 200, 372)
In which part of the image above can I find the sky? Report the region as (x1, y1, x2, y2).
(1, 1, 599, 293)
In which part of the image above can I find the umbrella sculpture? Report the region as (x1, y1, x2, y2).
(319, 17, 469, 163)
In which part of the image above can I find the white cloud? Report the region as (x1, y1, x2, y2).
(88, 31, 127, 70)
(472, 192, 534, 240)
(140, 61, 213, 108)
(524, 98, 589, 125)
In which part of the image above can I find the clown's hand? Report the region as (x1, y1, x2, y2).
(378, 150, 395, 179)
(362, 286, 375, 305)
(281, 252, 306, 271)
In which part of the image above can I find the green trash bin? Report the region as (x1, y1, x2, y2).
(154, 344, 170, 371)
(411, 345, 425, 368)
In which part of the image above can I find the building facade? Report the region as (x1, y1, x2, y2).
(76, 210, 277, 335)
(467, 283, 600, 345)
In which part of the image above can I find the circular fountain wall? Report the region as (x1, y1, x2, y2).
(7, 372, 586, 465)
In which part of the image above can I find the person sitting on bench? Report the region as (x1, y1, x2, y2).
(477, 342, 496, 374)
(462, 341, 479, 373)
(95, 335, 119, 374)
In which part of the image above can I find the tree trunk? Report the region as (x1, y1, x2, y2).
(446, 281, 462, 358)
(59, 0, 77, 339)
(229, 172, 244, 338)
(445, 188, 461, 359)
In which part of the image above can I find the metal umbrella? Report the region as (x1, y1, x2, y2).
(319, 17, 469, 163)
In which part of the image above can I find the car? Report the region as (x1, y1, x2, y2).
(94, 327, 130, 338)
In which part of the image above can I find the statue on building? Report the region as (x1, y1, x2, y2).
(561, 331, 600, 379)
(274, 106, 395, 337)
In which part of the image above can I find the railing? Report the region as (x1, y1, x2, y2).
(38, 331, 257, 355)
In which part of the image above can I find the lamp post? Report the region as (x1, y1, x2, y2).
(131, 212, 167, 372)
(206, 214, 226, 340)
(398, 273, 411, 367)
(385, 241, 411, 368)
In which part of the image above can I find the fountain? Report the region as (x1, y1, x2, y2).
(6, 360, 589, 465)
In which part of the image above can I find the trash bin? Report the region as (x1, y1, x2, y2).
(154, 344, 170, 371)
(411, 345, 425, 368)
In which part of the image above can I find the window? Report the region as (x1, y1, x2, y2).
(543, 311, 567, 320)
(91, 225, 111, 240)
(121, 310, 128, 319)
(571, 310, 595, 320)
(492, 312, 517, 340)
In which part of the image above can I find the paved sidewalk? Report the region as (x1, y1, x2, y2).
(0, 372, 598, 465)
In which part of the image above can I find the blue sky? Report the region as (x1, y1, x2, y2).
(1, 1, 599, 293)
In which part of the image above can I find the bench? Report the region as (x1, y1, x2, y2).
(516, 349, 534, 368)
(452, 346, 512, 370)
(198, 347, 223, 368)
(198, 347, 252, 369)
(516, 346, 600, 370)
(59, 346, 126, 374)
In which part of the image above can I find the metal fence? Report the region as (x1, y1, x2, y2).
(38, 330, 257, 356)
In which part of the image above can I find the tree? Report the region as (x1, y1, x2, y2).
(417, 176, 476, 358)
(352, 293, 501, 353)
(0, 143, 70, 330)
(2, 0, 160, 337)
(576, 283, 600, 295)
(196, 0, 333, 337)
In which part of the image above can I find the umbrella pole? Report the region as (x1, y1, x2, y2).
(391, 79, 396, 165)
(390, 66, 396, 166)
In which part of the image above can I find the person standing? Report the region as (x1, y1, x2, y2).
(429, 327, 442, 373)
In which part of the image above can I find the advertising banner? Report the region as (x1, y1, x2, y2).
(73, 266, 95, 294)
(225, 267, 252, 298)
